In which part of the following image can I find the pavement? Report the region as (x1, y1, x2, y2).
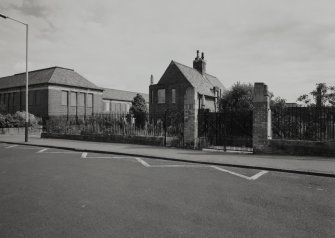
(0, 134, 334, 177)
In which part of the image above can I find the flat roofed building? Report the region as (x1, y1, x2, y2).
(102, 88, 149, 114)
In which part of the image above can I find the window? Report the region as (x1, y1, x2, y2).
(121, 103, 127, 113)
(35, 91, 41, 105)
(78, 93, 85, 107)
(61, 91, 68, 106)
(171, 89, 176, 104)
(13, 92, 19, 106)
(87, 94, 93, 108)
(70, 92, 77, 106)
(126, 103, 130, 112)
(29, 91, 34, 105)
(4, 93, 8, 106)
(157, 89, 165, 104)
(115, 103, 121, 113)
(103, 100, 110, 112)
(8, 93, 12, 107)
(111, 102, 116, 112)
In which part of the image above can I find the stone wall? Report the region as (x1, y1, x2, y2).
(0, 127, 42, 135)
(183, 87, 198, 148)
(41, 133, 166, 146)
(268, 139, 335, 157)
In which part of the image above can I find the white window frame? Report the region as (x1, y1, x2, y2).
(103, 100, 110, 112)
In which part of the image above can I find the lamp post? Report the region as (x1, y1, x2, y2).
(0, 13, 29, 142)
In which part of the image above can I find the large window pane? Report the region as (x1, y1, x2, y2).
(78, 93, 85, 107)
(158, 89, 165, 104)
(70, 92, 77, 106)
(87, 94, 93, 108)
(103, 100, 110, 112)
(172, 89, 176, 104)
(61, 91, 68, 106)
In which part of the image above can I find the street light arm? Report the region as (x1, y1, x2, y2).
(0, 13, 27, 25)
(0, 13, 8, 19)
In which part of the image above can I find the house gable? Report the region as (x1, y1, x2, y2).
(156, 61, 192, 87)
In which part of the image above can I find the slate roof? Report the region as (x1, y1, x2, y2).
(0, 67, 101, 90)
(172, 61, 225, 96)
(103, 88, 149, 103)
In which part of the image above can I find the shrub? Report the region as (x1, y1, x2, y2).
(0, 111, 41, 128)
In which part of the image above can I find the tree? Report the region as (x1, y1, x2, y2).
(219, 82, 254, 111)
(297, 83, 335, 107)
(129, 94, 148, 128)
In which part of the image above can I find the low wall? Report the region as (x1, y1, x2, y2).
(264, 139, 335, 157)
(41, 133, 170, 146)
(0, 127, 42, 135)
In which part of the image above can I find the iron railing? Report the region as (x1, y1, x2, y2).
(198, 108, 253, 151)
(43, 111, 184, 146)
(271, 106, 335, 142)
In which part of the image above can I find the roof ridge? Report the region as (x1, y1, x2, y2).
(172, 60, 216, 88)
(13, 66, 73, 76)
(172, 60, 217, 78)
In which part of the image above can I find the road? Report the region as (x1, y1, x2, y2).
(0, 143, 334, 238)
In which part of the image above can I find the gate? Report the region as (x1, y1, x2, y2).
(198, 108, 253, 152)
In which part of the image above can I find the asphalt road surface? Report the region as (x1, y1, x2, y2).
(0, 143, 334, 238)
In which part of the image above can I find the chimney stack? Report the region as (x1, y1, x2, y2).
(150, 74, 154, 85)
(193, 50, 206, 74)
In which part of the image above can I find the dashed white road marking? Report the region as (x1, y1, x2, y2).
(82, 153, 135, 160)
(249, 170, 269, 180)
(37, 148, 48, 153)
(150, 164, 206, 168)
(37, 149, 80, 154)
(134, 158, 151, 167)
(81, 152, 87, 158)
(211, 166, 268, 180)
(5, 145, 18, 149)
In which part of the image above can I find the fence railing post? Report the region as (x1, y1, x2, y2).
(164, 110, 167, 146)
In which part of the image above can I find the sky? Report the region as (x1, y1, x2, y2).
(0, 0, 334, 102)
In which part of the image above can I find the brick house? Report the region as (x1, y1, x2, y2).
(0, 66, 149, 117)
(149, 51, 225, 115)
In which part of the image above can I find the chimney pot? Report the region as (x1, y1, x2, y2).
(150, 74, 154, 85)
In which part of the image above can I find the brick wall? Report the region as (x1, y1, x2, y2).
(252, 83, 271, 153)
(48, 86, 102, 116)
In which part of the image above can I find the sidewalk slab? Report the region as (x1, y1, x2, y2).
(0, 135, 334, 177)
